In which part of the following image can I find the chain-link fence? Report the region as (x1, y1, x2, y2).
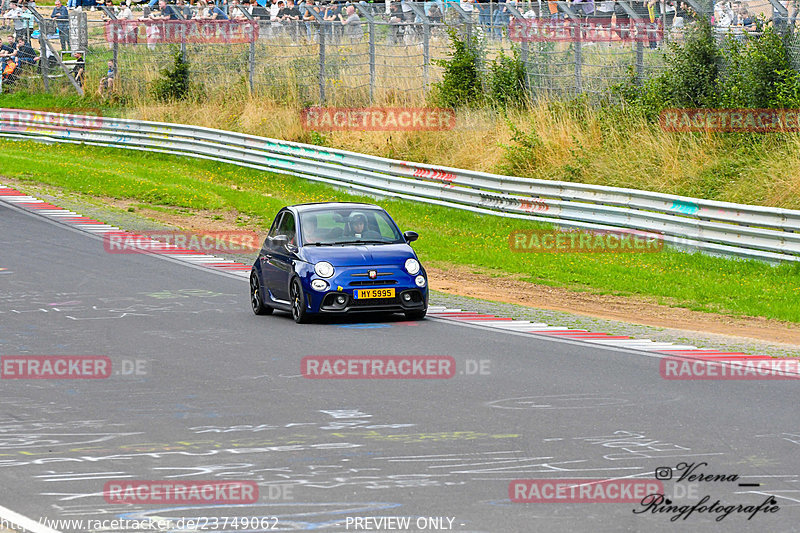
(4, 0, 800, 104)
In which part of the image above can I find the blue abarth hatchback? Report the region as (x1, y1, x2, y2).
(250, 203, 428, 323)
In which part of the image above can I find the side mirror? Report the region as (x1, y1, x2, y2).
(270, 234, 289, 248)
(404, 231, 419, 243)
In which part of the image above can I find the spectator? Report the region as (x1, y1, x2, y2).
(427, 3, 442, 23)
(302, 0, 317, 39)
(71, 50, 84, 86)
(195, 0, 211, 17)
(118, 0, 133, 18)
(4, 2, 32, 42)
(251, 0, 269, 18)
(338, 3, 361, 41)
(492, 0, 510, 39)
(98, 58, 114, 94)
(51, 0, 70, 50)
(279, 0, 301, 38)
(177, 0, 192, 17)
(270, 0, 283, 35)
(1, 0, 9, 30)
(15, 36, 38, 66)
(230, 0, 246, 18)
(210, 0, 228, 17)
(0, 33, 15, 71)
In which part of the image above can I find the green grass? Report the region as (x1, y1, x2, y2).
(2, 138, 800, 322)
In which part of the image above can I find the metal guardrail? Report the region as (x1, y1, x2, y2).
(2, 108, 800, 263)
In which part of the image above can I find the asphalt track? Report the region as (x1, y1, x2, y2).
(1, 198, 799, 533)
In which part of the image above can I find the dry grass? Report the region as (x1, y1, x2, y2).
(121, 95, 800, 209)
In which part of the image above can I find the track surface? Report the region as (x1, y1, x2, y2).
(1, 200, 799, 533)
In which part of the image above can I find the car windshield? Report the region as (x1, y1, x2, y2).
(299, 207, 404, 245)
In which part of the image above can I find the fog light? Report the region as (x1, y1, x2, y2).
(402, 293, 412, 301)
(311, 279, 328, 291)
(415, 275, 426, 288)
(336, 295, 347, 305)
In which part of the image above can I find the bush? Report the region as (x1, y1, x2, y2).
(718, 27, 795, 108)
(151, 47, 192, 102)
(431, 28, 483, 108)
(488, 47, 529, 108)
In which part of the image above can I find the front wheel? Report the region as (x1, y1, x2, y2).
(250, 271, 273, 316)
(290, 278, 310, 324)
(404, 309, 427, 321)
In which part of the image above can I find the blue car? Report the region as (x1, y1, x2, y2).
(250, 202, 428, 323)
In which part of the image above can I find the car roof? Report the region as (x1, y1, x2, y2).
(288, 202, 385, 214)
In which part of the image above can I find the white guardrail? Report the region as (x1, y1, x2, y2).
(2, 108, 800, 263)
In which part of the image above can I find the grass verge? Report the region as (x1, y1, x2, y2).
(2, 138, 800, 322)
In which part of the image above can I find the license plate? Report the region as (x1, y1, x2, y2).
(355, 288, 395, 300)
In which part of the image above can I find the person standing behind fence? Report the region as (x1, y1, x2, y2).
(302, 0, 317, 40)
(51, 0, 70, 49)
(279, 0, 300, 39)
(210, 0, 228, 18)
(338, 4, 360, 42)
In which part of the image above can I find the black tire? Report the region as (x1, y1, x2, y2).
(290, 278, 310, 324)
(404, 309, 427, 321)
(250, 271, 273, 316)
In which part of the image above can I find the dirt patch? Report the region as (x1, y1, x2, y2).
(427, 265, 800, 346)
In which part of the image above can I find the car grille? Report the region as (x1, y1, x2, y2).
(350, 280, 398, 286)
(351, 297, 397, 307)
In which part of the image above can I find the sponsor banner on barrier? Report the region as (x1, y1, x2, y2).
(1, 356, 112, 379)
(510, 479, 664, 503)
(300, 107, 456, 131)
(103, 230, 261, 255)
(509, 229, 663, 253)
(660, 108, 800, 132)
(103, 480, 259, 504)
(105, 20, 259, 44)
(660, 357, 800, 380)
(0, 108, 104, 132)
(509, 18, 662, 43)
(301, 355, 456, 379)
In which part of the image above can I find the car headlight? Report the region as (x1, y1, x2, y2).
(405, 258, 420, 275)
(311, 279, 329, 291)
(314, 261, 335, 278)
(415, 275, 426, 288)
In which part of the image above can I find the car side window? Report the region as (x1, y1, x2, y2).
(277, 212, 296, 244)
(264, 213, 284, 249)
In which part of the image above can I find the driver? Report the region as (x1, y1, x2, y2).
(348, 213, 381, 240)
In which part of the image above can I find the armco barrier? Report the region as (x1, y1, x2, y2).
(2, 108, 800, 263)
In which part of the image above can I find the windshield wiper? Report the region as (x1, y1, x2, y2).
(327, 240, 392, 245)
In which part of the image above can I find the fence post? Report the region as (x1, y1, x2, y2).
(319, 23, 326, 105)
(249, 39, 255, 94)
(574, 31, 582, 95)
(38, 31, 49, 92)
(369, 19, 375, 102)
(635, 39, 643, 84)
(423, 19, 430, 93)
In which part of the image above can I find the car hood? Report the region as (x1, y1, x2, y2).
(300, 243, 417, 267)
